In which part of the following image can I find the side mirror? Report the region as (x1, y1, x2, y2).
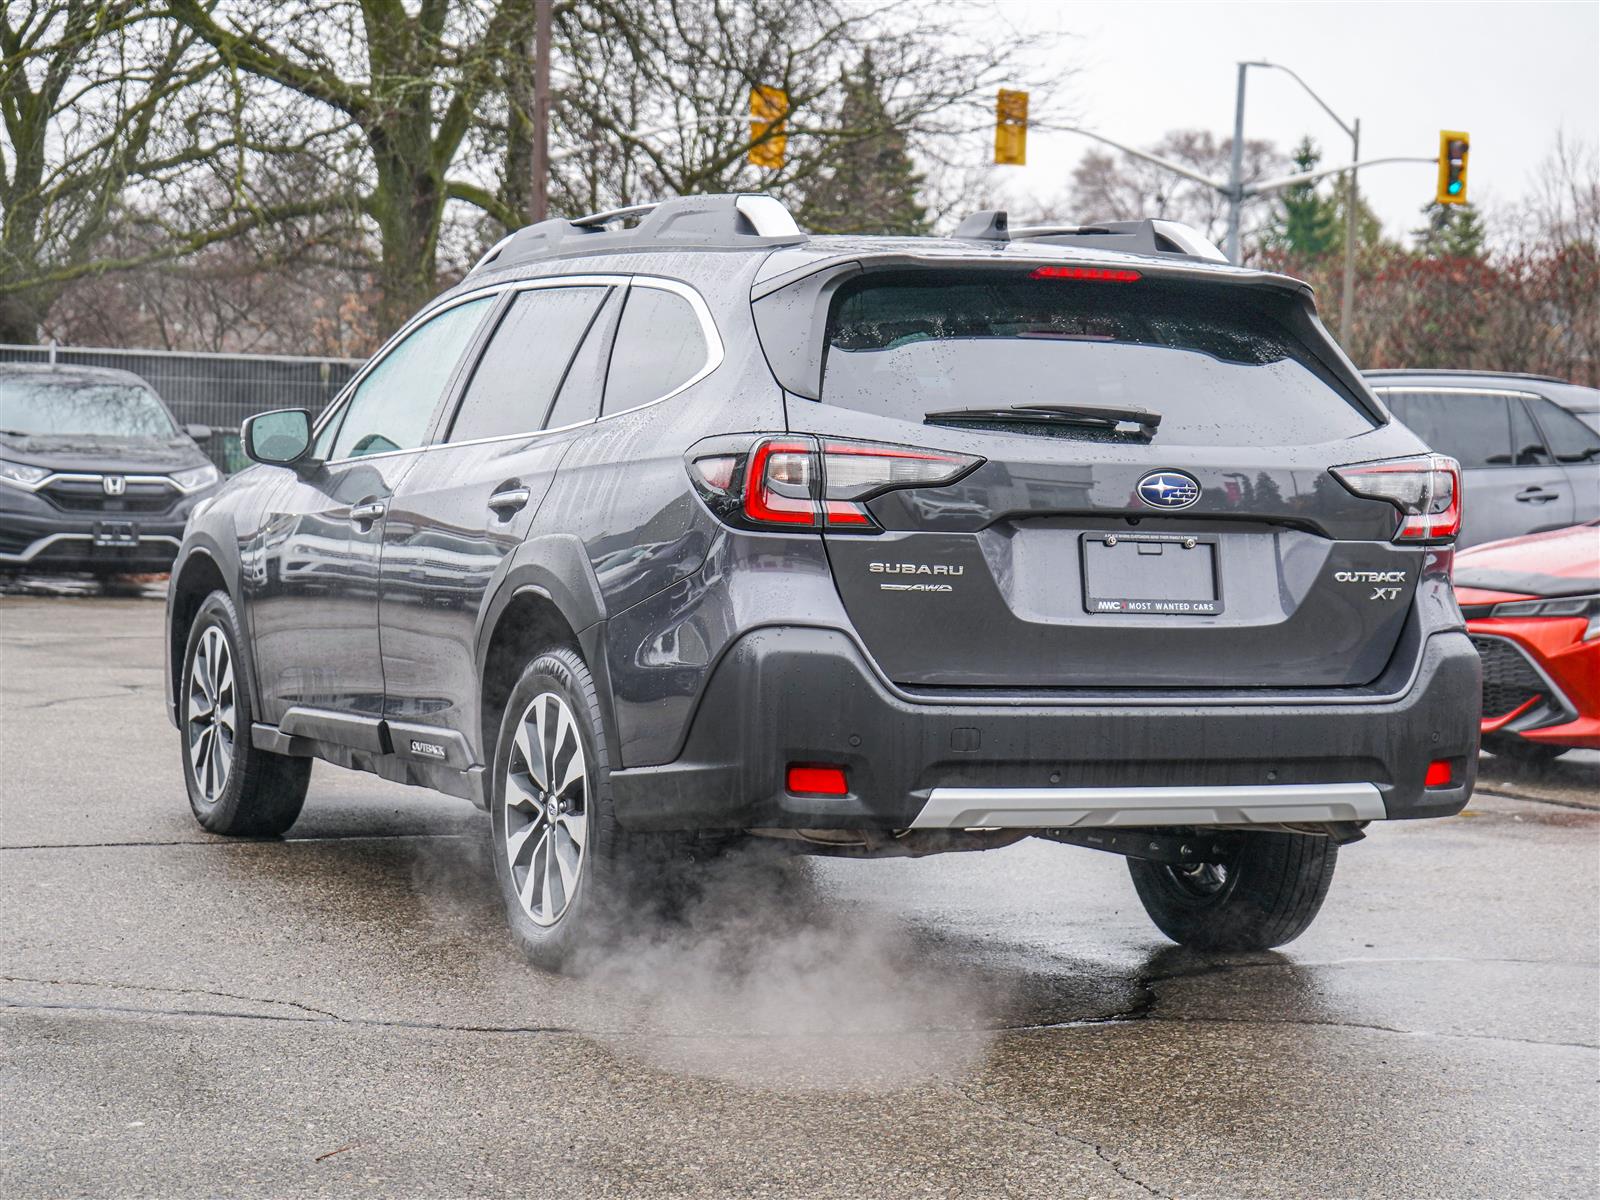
(184, 423, 214, 442)
(242, 409, 316, 469)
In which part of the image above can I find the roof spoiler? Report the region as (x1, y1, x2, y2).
(953, 210, 1227, 262)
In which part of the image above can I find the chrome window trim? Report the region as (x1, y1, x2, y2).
(312, 273, 723, 465)
(0, 532, 182, 563)
(1371, 386, 1547, 402)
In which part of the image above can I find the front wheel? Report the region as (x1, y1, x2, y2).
(1128, 831, 1338, 951)
(180, 591, 310, 836)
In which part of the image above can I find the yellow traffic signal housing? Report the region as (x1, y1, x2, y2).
(1437, 130, 1469, 205)
(994, 88, 1028, 166)
(749, 86, 788, 170)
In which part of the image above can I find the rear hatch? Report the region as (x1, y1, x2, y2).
(766, 262, 1425, 689)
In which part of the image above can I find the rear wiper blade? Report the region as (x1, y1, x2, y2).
(925, 403, 1161, 437)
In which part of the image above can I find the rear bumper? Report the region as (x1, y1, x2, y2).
(609, 626, 1481, 832)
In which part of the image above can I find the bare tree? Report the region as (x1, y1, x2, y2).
(164, 0, 537, 329)
(1047, 130, 1285, 250)
(0, 2, 216, 341)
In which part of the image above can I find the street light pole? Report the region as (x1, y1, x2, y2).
(529, 0, 552, 223)
(1226, 63, 1247, 265)
(1231, 61, 1360, 333)
(1342, 117, 1360, 339)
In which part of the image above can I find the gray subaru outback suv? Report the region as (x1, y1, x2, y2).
(164, 194, 1480, 969)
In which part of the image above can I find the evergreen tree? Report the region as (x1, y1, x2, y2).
(798, 53, 929, 236)
(1272, 137, 1343, 257)
(1413, 201, 1487, 258)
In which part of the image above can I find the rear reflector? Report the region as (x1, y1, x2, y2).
(787, 764, 849, 796)
(1330, 454, 1462, 542)
(1031, 265, 1142, 283)
(1424, 759, 1454, 788)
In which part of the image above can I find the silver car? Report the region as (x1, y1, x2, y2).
(1366, 370, 1600, 547)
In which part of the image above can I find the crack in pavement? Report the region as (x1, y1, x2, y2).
(0, 974, 344, 1020)
(944, 1079, 1171, 1199)
(0, 832, 474, 851)
(6, 984, 1593, 1052)
(21, 682, 157, 711)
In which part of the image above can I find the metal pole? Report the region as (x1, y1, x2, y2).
(530, 0, 552, 223)
(1226, 63, 1247, 264)
(1341, 118, 1360, 341)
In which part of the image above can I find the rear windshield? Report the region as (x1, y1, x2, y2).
(821, 271, 1377, 446)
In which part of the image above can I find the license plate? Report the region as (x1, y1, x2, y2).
(93, 521, 139, 548)
(1082, 533, 1222, 615)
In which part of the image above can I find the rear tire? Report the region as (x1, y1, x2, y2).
(1128, 832, 1338, 951)
(1482, 735, 1568, 763)
(488, 646, 697, 972)
(180, 591, 310, 836)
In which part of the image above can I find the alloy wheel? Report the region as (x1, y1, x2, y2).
(503, 691, 589, 927)
(186, 626, 236, 802)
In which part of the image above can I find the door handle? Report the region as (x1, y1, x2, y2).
(350, 500, 387, 525)
(487, 486, 531, 515)
(1515, 487, 1559, 504)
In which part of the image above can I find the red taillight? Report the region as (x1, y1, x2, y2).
(688, 436, 981, 532)
(743, 440, 818, 527)
(1330, 454, 1461, 542)
(787, 764, 849, 796)
(1030, 265, 1142, 282)
(1424, 759, 1454, 788)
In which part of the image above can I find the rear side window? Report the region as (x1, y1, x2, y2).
(1379, 390, 1545, 468)
(448, 286, 610, 442)
(820, 271, 1376, 447)
(1528, 395, 1600, 463)
(602, 286, 710, 415)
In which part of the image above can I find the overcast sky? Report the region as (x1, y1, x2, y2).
(987, 0, 1600, 243)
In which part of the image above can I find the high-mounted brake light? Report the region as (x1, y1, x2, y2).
(1030, 265, 1142, 282)
(687, 435, 981, 532)
(1331, 454, 1461, 542)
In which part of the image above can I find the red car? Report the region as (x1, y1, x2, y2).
(1454, 522, 1600, 760)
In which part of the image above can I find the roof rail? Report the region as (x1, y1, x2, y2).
(952, 210, 1226, 263)
(469, 193, 805, 276)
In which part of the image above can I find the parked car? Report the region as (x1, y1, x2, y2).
(1365, 370, 1600, 547)
(164, 195, 1480, 969)
(1454, 522, 1599, 760)
(0, 364, 221, 575)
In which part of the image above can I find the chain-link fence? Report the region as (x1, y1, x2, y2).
(0, 343, 364, 472)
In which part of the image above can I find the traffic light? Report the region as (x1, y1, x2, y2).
(749, 86, 788, 170)
(1437, 130, 1469, 205)
(994, 89, 1028, 166)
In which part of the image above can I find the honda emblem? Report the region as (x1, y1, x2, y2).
(102, 475, 126, 496)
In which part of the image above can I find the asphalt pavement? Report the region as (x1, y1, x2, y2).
(1, 589, 1596, 1199)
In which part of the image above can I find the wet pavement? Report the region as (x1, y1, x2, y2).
(1, 590, 1597, 1198)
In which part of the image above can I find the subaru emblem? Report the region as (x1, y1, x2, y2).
(1137, 471, 1200, 510)
(102, 475, 126, 497)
